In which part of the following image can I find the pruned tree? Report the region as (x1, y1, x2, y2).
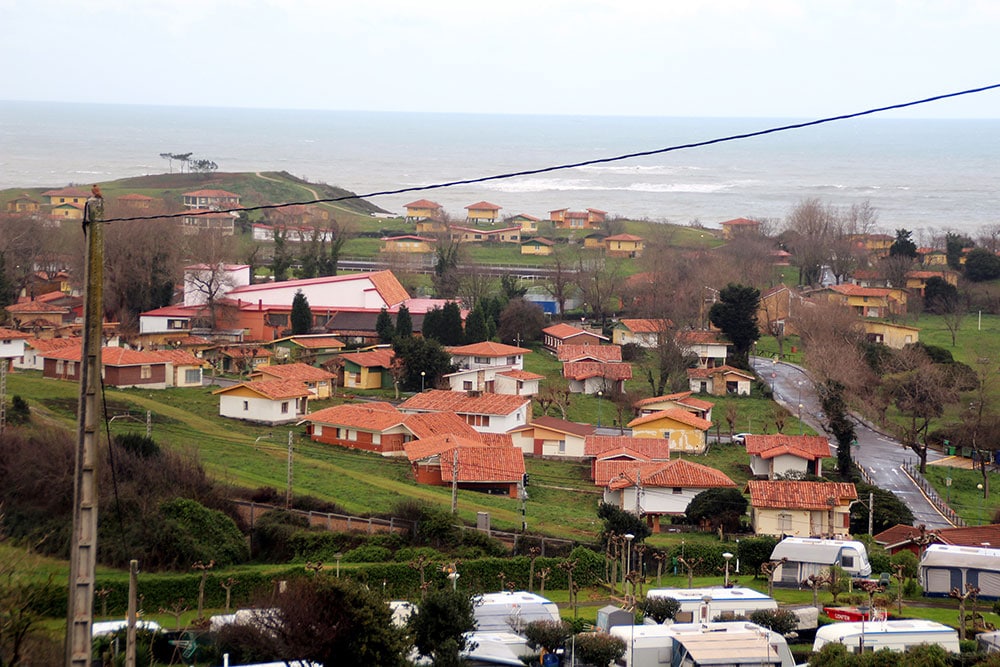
(783, 198, 837, 286)
(542, 244, 577, 316)
(576, 248, 627, 323)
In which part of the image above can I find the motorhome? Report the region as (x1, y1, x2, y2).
(609, 621, 795, 667)
(474, 591, 561, 633)
(768, 537, 871, 586)
(644, 587, 777, 623)
(813, 619, 960, 654)
(920, 544, 1000, 600)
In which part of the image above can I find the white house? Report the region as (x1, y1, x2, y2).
(677, 330, 730, 368)
(562, 361, 633, 394)
(509, 416, 596, 458)
(745, 434, 831, 479)
(213, 379, 311, 425)
(443, 341, 536, 394)
(0, 328, 32, 368)
(397, 389, 530, 434)
(448, 341, 529, 371)
(611, 318, 672, 348)
(493, 369, 543, 397)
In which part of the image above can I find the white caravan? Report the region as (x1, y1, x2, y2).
(813, 619, 960, 654)
(644, 587, 777, 623)
(610, 621, 795, 667)
(769, 537, 871, 586)
(474, 591, 561, 633)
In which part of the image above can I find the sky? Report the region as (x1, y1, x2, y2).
(3, 0, 1000, 119)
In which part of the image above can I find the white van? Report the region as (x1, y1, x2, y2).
(813, 619, 960, 654)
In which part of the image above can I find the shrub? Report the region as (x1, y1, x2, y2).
(736, 536, 778, 576)
(640, 596, 680, 624)
(394, 546, 447, 563)
(748, 609, 798, 636)
(569, 547, 605, 586)
(114, 432, 160, 458)
(574, 632, 626, 667)
(158, 498, 249, 567)
(523, 619, 573, 653)
(342, 545, 393, 563)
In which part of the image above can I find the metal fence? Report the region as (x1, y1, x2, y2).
(900, 461, 967, 527)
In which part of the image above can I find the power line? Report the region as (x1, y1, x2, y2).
(101, 83, 1000, 225)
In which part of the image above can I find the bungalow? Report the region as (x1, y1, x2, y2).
(521, 237, 554, 256)
(602, 459, 737, 533)
(182, 189, 240, 210)
(861, 321, 919, 349)
(415, 218, 448, 234)
(746, 480, 857, 538)
(905, 270, 960, 296)
(180, 209, 236, 235)
(612, 319, 672, 348)
(5, 194, 41, 214)
(43, 347, 204, 389)
(268, 334, 345, 365)
(509, 213, 540, 233)
(822, 284, 907, 318)
(464, 201, 502, 224)
(677, 330, 730, 368)
(509, 415, 596, 458)
(557, 344, 622, 363)
(719, 218, 760, 239)
(116, 193, 158, 210)
(404, 434, 525, 498)
(448, 341, 529, 372)
(338, 348, 396, 390)
(380, 235, 435, 254)
(588, 435, 672, 481)
(562, 361, 633, 395)
(397, 389, 531, 434)
(0, 328, 32, 369)
(15, 336, 80, 371)
(41, 186, 90, 207)
(687, 365, 754, 396)
(633, 392, 714, 422)
(213, 379, 311, 425)
(6, 300, 72, 330)
(151, 349, 211, 388)
(627, 408, 712, 454)
(449, 225, 521, 244)
(493, 369, 544, 397)
(744, 434, 832, 479)
(404, 199, 443, 222)
(583, 232, 608, 249)
(213, 346, 273, 375)
(251, 223, 333, 243)
(50, 202, 85, 220)
(251, 362, 337, 399)
(604, 233, 645, 258)
(304, 402, 478, 455)
(542, 323, 608, 352)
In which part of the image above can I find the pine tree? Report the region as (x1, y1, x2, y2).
(422, 307, 444, 343)
(463, 305, 489, 343)
(376, 307, 396, 343)
(395, 304, 413, 339)
(290, 290, 312, 335)
(439, 302, 465, 346)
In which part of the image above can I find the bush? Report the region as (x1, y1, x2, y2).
(394, 546, 447, 563)
(574, 632, 626, 667)
(342, 545, 393, 563)
(640, 596, 680, 624)
(748, 608, 798, 636)
(8, 395, 30, 425)
(114, 432, 160, 458)
(157, 498, 249, 567)
(737, 536, 778, 576)
(523, 619, 573, 653)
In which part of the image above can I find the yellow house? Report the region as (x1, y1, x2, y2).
(823, 284, 907, 318)
(50, 202, 85, 220)
(719, 218, 760, 240)
(404, 199, 443, 222)
(41, 186, 90, 206)
(916, 247, 948, 266)
(521, 237, 554, 256)
(380, 235, 435, 254)
(862, 321, 919, 349)
(746, 480, 857, 538)
(584, 233, 608, 249)
(850, 233, 894, 259)
(464, 201, 502, 224)
(5, 194, 40, 213)
(340, 348, 395, 390)
(450, 225, 521, 244)
(604, 233, 645, 258)
(510, 214, 540, 233)
(251, 362, 337, 399)
(627, 408, 711, 454)
(415, 219, 448, 234)
(905, 270, 959, 296)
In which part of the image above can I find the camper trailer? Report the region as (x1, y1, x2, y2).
(920, 544, 1000, 600)
(474, 591, 561, 632)
(644, 587, 777, 623)
(610, 621, 795, 667)
(768, 537, 871, 586)
(813, 619, 960, 654)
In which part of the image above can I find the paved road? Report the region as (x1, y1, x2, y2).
(751, 357, 953, 530)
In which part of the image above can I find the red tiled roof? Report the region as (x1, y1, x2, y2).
(618, 319, 672, 334)
(608, 459, 736, 490)
(594, 460, 653, 486)
(183, 189, 239, 198)
(512, 213, 541, 221)
(542, 323, 607, 341)
(874, 523, 1000, 550)
(403, 411, 480, 440)
(381, 235, 436, 242)
(340, 348, 395, 368)
(720, 217, 759, 227)
(254, 363, 336, 383)
(6, 301, 70, 314)
(677, 330, 728, 346)
(24, 336, 80, 352)
(404, 199, 442, 209)
(0, 328, 32, 340)
(448, 341, 530, 357)
(46, 345, 175, 367)
(479, 433, 515, 448)
(634, 392, 714, 412)
(464, 201, 502, 211)
(367, 270, 411, 307)
(221, 347, 273, 359)
(828, 284, 895, 298)
(117, 193, 155, 201)
(522, 237, 554, 246)
(745, 480, 857, 510)
(627, 407, 712, 431)
(497, 369, 545, 381)
(530, 415, 596, 438)
(218, 379, 312, 400)
(562, 361, 632, 381)
(686, 365, 754, 380)
(305, 402, 404, 430)
(587, 208, 607, 214)
(42, 186, 91, 197)
(148, 349, 208, 367)
(604, 233, 644, 242)
(585, 435, 671, 459)
(405, 436, 524, 483)
(744, 434, 831, 461)
(557, 344, 622, 362)
(286, 335, 345, 349)
(404, 434, 486, 461)
(398, 389, 530, 416)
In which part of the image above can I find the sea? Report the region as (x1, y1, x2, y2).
(2, 100, 999, 239)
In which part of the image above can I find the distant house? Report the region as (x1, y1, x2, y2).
(398, 389, 531, 434)
(583, 232, 609, 249)
(0, 328, 32, 369)
(509, 213, 540, 233)
(745, 434, 832, 479)
(444, 341, 533, 394)
(214, 346, 273, 374)
(627, 408, 712, 454)
(180, 209, 236, 235)
(5, 194, 41, 214)
(916, 247, 948, 266)
(604, 234, 645, 258)
(268, 334, 345, 365)
(850, 233, 894, 259)
(542, 323, 608, 352)
(15, 336, 80, 371)
(43, 347, 205, 389)
(251, 362, 337, 399)
(380, 235, 435, 254)
(509, 415, 596, 458)
(633, 391, 714, 422)
(861, 321, 919, 349)
(449, 225, 521, 244)
(493, 369, 544, 397)
(213, 380, 311, 425)
(719, 218, 760, 239)
(562, 361, 633, 395)
(404, 199, 444, 222)
(757, 284, 804, 338)
(464, 201, 502, 224)
(182, 189, 240, 210)
(116, 193, 158, 210)
(821, 284, 907, 318)
(521, 237, 554, 256)
(676, 330, 730, 368)
(557, 344, 622, 363)
(612, 319, 672, 348)
(41, 186, 90, 207)
(602, 459, 737, 533)
(905, 269, 960, 296)
(415, 218, 448, 234)
(49, 202, 85, 220)
(687, 365, 754, 396)
(338, 348, 396, 390)
(874, 523, 1000, 557)
(404, 434, 525, 498)
(746, 480, 857, 538)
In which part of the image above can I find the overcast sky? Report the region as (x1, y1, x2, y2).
(3, 0, 999, 119)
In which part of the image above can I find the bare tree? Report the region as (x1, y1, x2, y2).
(576, 249, 627, 323)
(542, 245, 578, 316)
(104, 215, 182, 330)
(790, 299, 871, 393)
(183, 230, 241, 329)
(783, 198, 837, 286)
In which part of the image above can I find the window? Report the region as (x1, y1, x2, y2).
(474, 356, 490, 365)
(168, 319, 186, 329)
(348, 429, 358, 441)
(672, 487, 683, 495)
(841, 555, 855, 569)
(242, 401, 249, 411)
(558, 440, 566, 453)
(140, 365, 152, 379)
(463, 381, 473, 390)
(507, 356, 517, 365)
(184, 369, 201, 384)
(56, 360, 64, 374)
(281, 402, 289, 414)
(662, 431, 671, 440)
(372, 433, 381, 445)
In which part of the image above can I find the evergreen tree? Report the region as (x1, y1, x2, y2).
(393, 336, 453, 391)
(421, 307, 445, 343)
(395, 304, 413, 339)
(463, 305, 490, 343)
(889, 228, 918, 259)
(819, 380, 856, 478)
(439, 302, 465, 346)
(375, 307, 395, 343)
(290, 290, 313, 335)
(0, 252, 17, 308)
(271, 227, 293, 281)
(708, 283, 760, 369)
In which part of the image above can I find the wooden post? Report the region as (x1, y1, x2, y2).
(66, 195, 104, 667)
(126, 560, 138, 667)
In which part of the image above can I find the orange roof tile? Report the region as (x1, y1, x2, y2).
(254, 363, 336, 383)
(720, 217, 759, 227)
(562, 361, 632, 381)
(398, 389, 530, 416)
(403, 411, 480, 440)
(448, 341, 531, 357)
(464, 201, 502, 211)
(148, 349, 208, 367)
(686, 365, 754, 380)
(497, 369, 545, 381)
(218, 379, 312, 400)
(677, 330, 728, 346)
(24, 336, 81, 352)
(367, 270, 410, 307)
(618, 319, 672, 334)
(404, 199, 442, 209)
(745, 480, 857, 510)
(608, 459, 736, 490)
(404, 434, 487, 461)
(744, 434, 831, 461)
(0, 328, 32, 340)
(530, 416, 596, 438)
(874, 523, 1000, 550)
(478, 433, 515, 448)
(286, 335, 345, 349)
(585, 435, 671, 459)
(305, 402, 404, 430)
(183, 189, 239, 198)
(542, 323, 607, 341)
(340, 348, 395, 368)
(604, 233, 644, 242)
(557, 344, 622, 362)
(828, 284, 895, 298)
(448, 446, 524, 483)
(627, 407, 712, 431)
(6, 301, 70, 314)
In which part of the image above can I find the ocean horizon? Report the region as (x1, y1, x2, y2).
(2, 100, 998, 239)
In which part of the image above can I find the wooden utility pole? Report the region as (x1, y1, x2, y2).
(126, 560, 138, 667)
(66, 196, 104, 667)
(285, 431, 293, 509)
(451, 448, 458, 514)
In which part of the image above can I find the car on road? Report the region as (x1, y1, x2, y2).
(732, 433, 751, 446)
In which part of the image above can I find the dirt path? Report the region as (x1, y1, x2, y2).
(254, 172, 362, 217)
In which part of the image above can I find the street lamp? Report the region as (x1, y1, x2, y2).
(623, 533, 635, 592)
(420, 370, 426, 392)
(722, 552, 733, 587)
(597, 390, 603, 428)
(978, 483, 985, 526)
(798, 403, 804, 434)
(771, 358, 777, 394)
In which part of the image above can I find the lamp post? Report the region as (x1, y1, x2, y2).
(623, 533, 634, 593)
(420, 370, 426, 392)
(978, 483, 985, 525)
(448, 570, 460, 591)
(798, 403, 804, 434)
(596, 390, 603, 428)
(722, 552, 733, 588)
(770, 358, 777, 394)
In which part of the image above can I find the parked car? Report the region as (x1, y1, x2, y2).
(732, 433, 751, 446)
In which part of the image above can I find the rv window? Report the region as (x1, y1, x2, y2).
(841, 555, 855, 568)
